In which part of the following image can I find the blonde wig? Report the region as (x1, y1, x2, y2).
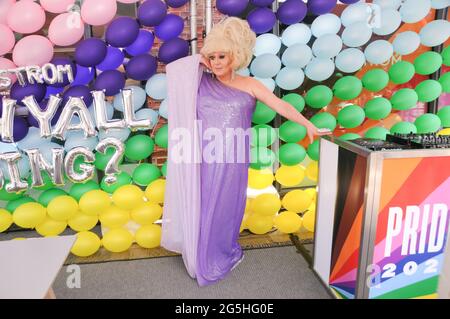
(200, 17, 256, 71)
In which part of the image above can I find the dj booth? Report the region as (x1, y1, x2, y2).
(313, 134, 450, 299)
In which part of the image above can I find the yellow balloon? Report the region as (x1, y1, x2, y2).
(144, 179, 166, 204)
(135, 224, 162, 248)
(438, 128, 450, 135)
(36, 217, 67, 236)
(240, 212, 251, 232)
(79, 190, 111, 216)
(71, 231, 101, 257)
(102, 228, 133, 253)
(0, 209, 13, 232)
(274, 211, 302, 233)
(304, 188, 317, 202)
(302, 211, 316, 232)
(275, 165, 305, 187)
(251, 193, 281, 216)
(305, 161, 319, 182)
(99, 205, 130, 228)
(245, 198, 253, 214)
(248, 168, 274, 189)
(112, 185, 145, 210)
(68, 211, 99, 232)
(47, 195, 78, 221)
(281, 189, 313, 213)
(246, 214, 274, 234)
(13, 202, 46, 229)
(131, 202, 163, 225)
(308, 202, 316, 214)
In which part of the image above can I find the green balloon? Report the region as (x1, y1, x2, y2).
(310, 112, 337, 131)
(364, 127, 389, 140)
(437, 105, 450, 127)
(125, 135, 155, 161)
(277, 143, 306, 166)
(390, 88, 419, 110)
(101, 172, 132, 194)
(73, 155, 86, 174)
(252, 101, 276, 124)
(282, 93, 305, 112)
(251, 124, 277, 147)
(132, 163, 161, 186)
(250, 147, 276, 170)
(333, 76, 363, 100)
(414, 113, 442, 134)
(95, 147, 124, 170)
(27, 171, 55, 191)
(414, 51, 443, 75)
(337, 105, 365, 128)
(279, 121, 307, 143)
(364, 98, 392, 120)
(362, 69, 389, 92)
(307, 140, 320, 161)
(69, 181, 100, 201)
(38, 188, 67, 207)
(161, 161, 167, 177)
(305, 85, 333, 108)
(6, 196, 36, 213)
(0, 186, 24, 201)
(415, 80, 442, 103)
(339, 133, 361, 141)
(439, 72, 450, 93)
(388, 61, 415, 84)
(443, 45, 450, 66)
(390, 121, 417, 135)
(155, 124, 168, 148)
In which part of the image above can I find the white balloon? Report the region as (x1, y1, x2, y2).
(311, 13, 341, 38)
(431, 0, 450, 9)
(236, 68, 250, 76)
(335, 48, 366, 73)
(281, 43, 312, 68)
(393, 31, 421, 55)
(275, 67, 304, 90)
(305, 58, 335, 82)
(281, 23, 311, 47)
(158, 99, 168, 119)
(365, 40, 394, 65)
(250, 54, 281, 78)
(254, 33, 281, 56)
(400, 0, 432, 24)
(253, 77, 276, 92)
(373, 8, 402, 36)
(342, 22, 373, 47)
(373, 0, 402, 9)
(341, 2, 370, 27)
(420, 20, 450, 47)
(312, 34, 342, 59)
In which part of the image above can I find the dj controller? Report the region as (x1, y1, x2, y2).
(350, 133, 450, 151)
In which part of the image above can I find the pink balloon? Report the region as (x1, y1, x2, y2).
(7, 1, 46, 34)
(81, 0, 117, 26)
(0, 24, 15, 55)
(13, 35, 54, 67)
(0, 0, 15, 25)
(40, 0, 76, 14)
(0, 57, 17, 85)
(48, 12, 85, 46)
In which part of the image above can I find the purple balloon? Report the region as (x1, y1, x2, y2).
(125, 54, 157, 81)
(48, 57, 77, 88)
(106, 17, 140, 48)
(138, 0, 167, 27)
(277, 0, 307, 25)
(217, 0, 249, 16)
(71, 65, 95, 86)
(307, 0, 337, 15)
(165, 0, 188, 8)
(28, 99, 63, 127)
(154, 14, 184, 41)
(340, 0, 359, 3)
(75, 38, 107, 67)
(126, 30, 155, 56)
(97, 46, 125, 71)
(251, 0, 274, 6)
(62, 85, 93, 107)
(94, 70, 125, 96)
(45, 86, 64, 99)
(247, 7, 276, 34)
(158, 37, 189, 64)
(10, 81, 46, 106)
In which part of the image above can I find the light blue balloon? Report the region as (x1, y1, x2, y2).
(0, 142, 17, 153)
(0, 151, 30, 179)
(250, 54, 281, 78)
(335, 48, 366, 73)
(431, 0, 450, 9)
(64, 131, 98, 152)
(145, 73, 167, 100)
(393, 31, 421, 56)
(341, 2, 371, 27)
(254, 33, 281, 56)
(282, 43, 312, 68)
(236, 68, 250, 76)
(281, 23, 311, 47)
(311, 13, 341, 38)
(275, 67, 304, 90)
(373, 0, 402, 9)
(89, 101, 114, 123)
(158, 99, 168, 119)
(373, 8, 401, 36)
(420, 20, 450, 47)
(342, 21, 373, 47)
(135, 108, 159, 131)
(38, 142, 64, 163)
(365, 40, 393, 65)
(312, 34, 342, 59)
(400, 0, 431, 23)
(305, 58, 335, 82)
(16, 127, 52, 151)
(254, 77, 276, 92)
(98, 127, 131, 142)
(113, 85, 146, 112)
